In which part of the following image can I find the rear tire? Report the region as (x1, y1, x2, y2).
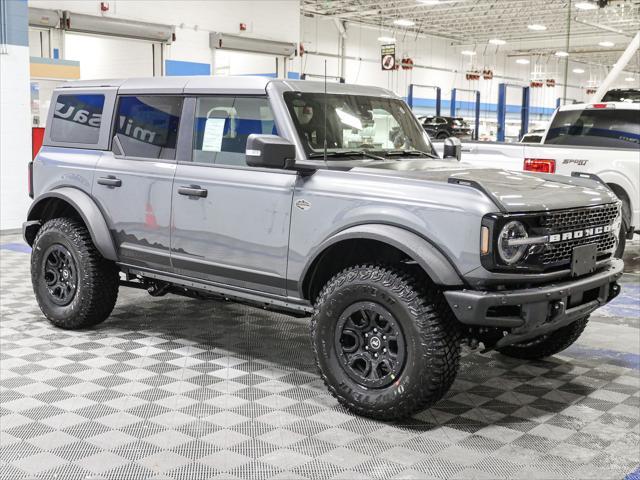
(31, 218, 119, 329)
(497, 316, 589, 360)
(436, 132, 449, 139)
(311, 265, 461, 420)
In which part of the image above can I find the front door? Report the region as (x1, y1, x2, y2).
(170, 95, 296, 296)
(93, 94, 184, 270)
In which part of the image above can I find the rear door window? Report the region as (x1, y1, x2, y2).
(114, 95, 183, 159)
(50, 94, 105, 144)
(545, 108, 640, 149)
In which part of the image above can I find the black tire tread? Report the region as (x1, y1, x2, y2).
(311, 264, 460, 420)
(31, 217, 119, 329)
(497, 316, 589, 360)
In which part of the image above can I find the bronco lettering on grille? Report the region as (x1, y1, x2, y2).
(548, 225, 612, 243)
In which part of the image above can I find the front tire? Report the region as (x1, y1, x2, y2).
(31, 218, 119, 329)
(311, 265, 461, 420)
(497, 316, 589, 360)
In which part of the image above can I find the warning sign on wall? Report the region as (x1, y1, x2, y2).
(381, 44, 396, 71)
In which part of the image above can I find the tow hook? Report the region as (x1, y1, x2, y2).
(550, 300, 565, 321)
(609, 283, 621, 301)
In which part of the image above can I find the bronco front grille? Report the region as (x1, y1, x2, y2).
(535, 203, 620, 268)
(540, 232, 617, 265)
(539, 203, 619, 232)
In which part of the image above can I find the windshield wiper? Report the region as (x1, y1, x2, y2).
(308, 150, 386, 161)
(384, 149, 440, 159)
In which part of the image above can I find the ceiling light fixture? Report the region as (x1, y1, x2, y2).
(573, 68, 585, 73)
(598, 41, 615, 47)
(624, 77, 635, 82)
(489, 38, 506, 45)
(393, 19, 415, 27)
(378, 36, 396, 43)
(516, 58, 530, 64)
(527, 24, 547, 31)
(575, 1, 598, 10)
(461, 50, 476, 56)
(555, 51, 569, 57)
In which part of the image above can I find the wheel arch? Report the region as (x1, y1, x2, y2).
(606, 182, 631, 223)
(299, 224, 463, 303)
(25, 187, 118, 261)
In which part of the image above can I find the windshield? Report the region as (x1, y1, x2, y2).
(283, 91, 436, 158)
(545, 108, 640, 149)
(602, 89, 640, 103)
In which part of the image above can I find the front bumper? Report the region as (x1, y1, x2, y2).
(444, 259, 624, 349)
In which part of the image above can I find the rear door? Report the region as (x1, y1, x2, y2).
(170, 95, 296, 295)
(92, 94, 184, 270)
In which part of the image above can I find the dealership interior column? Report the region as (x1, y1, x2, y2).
(0, 0, 32, 231)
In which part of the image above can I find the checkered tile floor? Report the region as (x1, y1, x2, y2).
(1, 239, 639, 480)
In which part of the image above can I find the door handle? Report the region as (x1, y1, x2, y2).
(97, 176, 122, 187)
(178, 186, 208, 198)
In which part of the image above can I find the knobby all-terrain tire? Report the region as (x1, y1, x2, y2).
(497, 316, 590, 360)
(31, 217, 119, 329)
(311, 264, 461, 420)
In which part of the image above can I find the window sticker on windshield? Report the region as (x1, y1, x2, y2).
(202, 118, 226, 152)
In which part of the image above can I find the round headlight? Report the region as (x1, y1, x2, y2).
(497, 221, 528, 265)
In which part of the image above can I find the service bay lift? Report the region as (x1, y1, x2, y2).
(407, 84, 442, 116)
(497, 83, 530, 142)
(450, 88, 480, 141)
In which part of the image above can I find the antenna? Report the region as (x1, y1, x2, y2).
(323, 59, 328, 164)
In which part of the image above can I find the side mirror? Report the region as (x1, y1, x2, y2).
(443, 137, 462, 161)
(246, 134, 296, 169)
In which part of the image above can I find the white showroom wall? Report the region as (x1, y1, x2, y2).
(64, 33, 154, 79)
(29, 0, 301, 77)
(1, 0, 32, 232)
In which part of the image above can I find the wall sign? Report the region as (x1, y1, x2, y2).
(381, 44, 396, 71)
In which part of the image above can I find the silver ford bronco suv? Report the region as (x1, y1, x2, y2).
(24, 76, 624, 419)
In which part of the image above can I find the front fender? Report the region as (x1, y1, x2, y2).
(300, 224, 464, 296)
(25, 187, 118, 261)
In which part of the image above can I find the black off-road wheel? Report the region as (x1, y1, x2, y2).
(31, 218, 119, 329)
(311, 265, 461, 420)
(497, 316, 590, 360)
(436, 132, 449, 140)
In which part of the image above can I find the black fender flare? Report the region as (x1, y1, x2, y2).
(25, 187, 118, 261)
(299, 224, 463, 297)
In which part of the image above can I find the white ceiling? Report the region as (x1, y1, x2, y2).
(302, 0, 640, 73)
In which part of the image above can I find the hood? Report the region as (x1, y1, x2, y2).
(354, 159, 618, 213)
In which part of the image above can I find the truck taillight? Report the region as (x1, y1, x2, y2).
(524, 158, 556, 174)
(28, 161, 34, 199)
(588, 103, 614, 109)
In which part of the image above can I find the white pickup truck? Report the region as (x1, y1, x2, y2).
(443, 101, 639, 256)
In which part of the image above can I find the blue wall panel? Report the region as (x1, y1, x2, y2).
(165, 60, 211, 76)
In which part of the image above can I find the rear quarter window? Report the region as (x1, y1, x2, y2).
(50, 94, 105, 144)
(114, 95, 183, 160)
(545, 108, 640, 149)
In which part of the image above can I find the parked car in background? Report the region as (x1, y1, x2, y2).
(441, 101, 639, 256)
(419, 115, 473, 139)
(520, 128, 546, 143)
(602, 88, 640, 103)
